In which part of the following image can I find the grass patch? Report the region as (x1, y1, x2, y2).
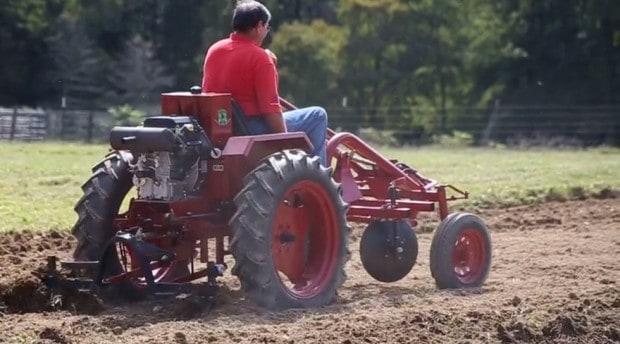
(380, 146, 619, 209)
(0, 142, 111, 232)
(1, 142, 618, 232)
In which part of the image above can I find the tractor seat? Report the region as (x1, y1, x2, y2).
(230, 100, 253, 136)
(230, 99, 276, 138)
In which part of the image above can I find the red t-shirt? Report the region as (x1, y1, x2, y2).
(201, 33, 281, 116)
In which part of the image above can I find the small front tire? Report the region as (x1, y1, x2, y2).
(429, 212, 492, 289)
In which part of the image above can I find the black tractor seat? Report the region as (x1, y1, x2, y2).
(230, 100, 253, 136)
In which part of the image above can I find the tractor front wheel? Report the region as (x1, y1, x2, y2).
(429, 212, 492, 289)
(230, 150, 350, 309)
(71, 151, 186, 300)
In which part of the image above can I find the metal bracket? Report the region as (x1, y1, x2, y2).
(96, 232, 177, 293)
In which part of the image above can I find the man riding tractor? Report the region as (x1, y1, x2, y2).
(201, 0, 329, 166)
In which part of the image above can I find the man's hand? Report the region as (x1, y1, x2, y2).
(265, 49, 277, 66)
(263, 112, 287, 133)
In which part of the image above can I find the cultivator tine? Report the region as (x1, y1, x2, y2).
(37, 254, 223, 304)
(47, 255, 57, 271)
(35, 227, 227, 304)
(35, 256, 100, 296)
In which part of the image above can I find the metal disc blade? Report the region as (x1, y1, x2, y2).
(360, 219, 418, 283)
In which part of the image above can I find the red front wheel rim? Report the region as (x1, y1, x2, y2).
(271, 180, 340, 299)
(452, 229, 486, 284)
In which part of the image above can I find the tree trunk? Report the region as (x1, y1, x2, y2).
(433, 24, 448, 133)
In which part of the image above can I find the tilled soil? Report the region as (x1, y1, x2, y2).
(0, 198, 618, 344)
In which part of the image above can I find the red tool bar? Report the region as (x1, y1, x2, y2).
(351, 198, 435, 212)
(346, 205, 413, 219)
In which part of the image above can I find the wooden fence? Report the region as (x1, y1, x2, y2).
(0, 107, 112, 143)
(1, 106, 618, 146)
(0, 108, 48, 140)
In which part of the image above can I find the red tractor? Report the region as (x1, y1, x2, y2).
(44, 87, 492, 310)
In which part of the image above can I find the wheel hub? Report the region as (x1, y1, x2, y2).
(278, 231, 296, 244)
(271, 180, 340, 299)
(452, 229, 486, 283)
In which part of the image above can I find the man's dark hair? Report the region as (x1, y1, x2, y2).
(232, 1, 271, 33)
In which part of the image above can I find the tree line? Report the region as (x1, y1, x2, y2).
(1, 0, 618, 144)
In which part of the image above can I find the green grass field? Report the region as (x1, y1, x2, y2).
(1, 142, 618, 232)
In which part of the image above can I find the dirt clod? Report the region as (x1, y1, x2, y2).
(604, 327, 619, 341)
(0, 276, 51, 313)
(497, 321, 538, 343)
(49, 230, 63, 239)
(174, 332, 188, 344)
(542, 315, 586, 338)
(39, 327, 70, 344)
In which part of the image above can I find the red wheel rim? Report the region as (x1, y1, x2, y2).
(452, 228, 486, 284)
(116, 241, 178, 288)
(271, 180, 340, 299)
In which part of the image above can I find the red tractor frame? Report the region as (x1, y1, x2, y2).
(43, 89, 492, 310)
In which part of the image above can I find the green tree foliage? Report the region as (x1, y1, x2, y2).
(0, 0, 65, 105)
(337, 0, 411, 119)
(159, 1, 234, 88)
(48, 18, 106, 109)
(108, 104, 146, 126)
(270, 20, 347, 107)
(107, 35, 174, 108)
(67, 0, 166, 54)
(336, 0, 471, 131)
(495, 0, 620, 105)
(261, 0, 339, 25)
(0, 0, 618, 143)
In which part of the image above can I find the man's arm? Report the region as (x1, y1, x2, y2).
(260, 50, 286, 132)
(263, 112, 287, 132)
(255, 52, 285, 132)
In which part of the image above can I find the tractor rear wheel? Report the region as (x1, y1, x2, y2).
(72, 151, 186, 300)
(230, 150, 350, 310)
(429, 212, 492, 289)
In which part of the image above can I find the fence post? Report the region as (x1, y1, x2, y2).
(87, 110, 94, 143)
(60, 109, 65, 140)
(481, 100, 500, 146)
(9, 107, 18, 140)
(43, 111, 49, 139)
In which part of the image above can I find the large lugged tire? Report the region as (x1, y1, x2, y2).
(229, 150, 350, 310)
(429, 212, 492, 289)
(72, 151, 134, 261)
(71, 151, 185, 300)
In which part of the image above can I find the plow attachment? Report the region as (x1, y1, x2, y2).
(280, 98, 488, 286)
(37, 231, 225, 303)
(280, 97, 470, 224)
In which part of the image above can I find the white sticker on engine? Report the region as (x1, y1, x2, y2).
(213, 164, 224, 171)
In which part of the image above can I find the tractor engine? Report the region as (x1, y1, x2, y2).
(110, 116, 214, 200)
(132, 150, 204, 200)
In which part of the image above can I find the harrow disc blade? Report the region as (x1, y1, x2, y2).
(360, 219, 418, 283)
